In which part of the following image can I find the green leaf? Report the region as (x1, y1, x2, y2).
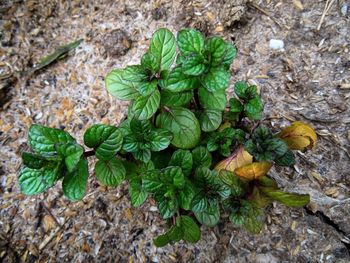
(179, 182, 195, 210)
(267, 138, 289, 158)
(132, 148, 151, 163)
(19, 164, 61, 195)
(84, 124, 123, 160)
(95, 157, 126, 187)
(105, 69, 140, 100)
(162, 67, 198, 92)
(22, 152, 61, 169)
(137, 80, 157, 97)
(156, 107, 201, 149)
(28, 124, 74, 155)
(259, 187, 310, 207)
(33, 39, 82, 72)
(149, 28, 176, 71)
(234, 81, 249, 100)
(151, 151, 172, 169)
(62, 158, 89, 201)
(194, 204, 220, 227)
(141, 52, 158, 73)
(154, 225, 183, 247)
(122, 65, 149, 82)
(201, 67, 230, 92)
(56, 143, 84, 173)
(198, 87, 226, 110)
(177, 29, 205, 55)
(160, 90, 193, 107)
(199, 109, 222, 132)
(206, 37, 227, 66)
(164, 166, 185, 187)
(275, 150, 295, 167)
(143, 170, 163, 192)
(169, 149, 193, 176)
(191, 193, 209, 212)
(129, 177, 148, 207)
(147, 130, 172, 151)
(229, 98, 243, 113)
(244, 97, 263, 120)
(192, 146, 212, 168)
(222, 43, 237, 69)
(181, 54, 206, 76)
(219, 170, 245, 197)
(132, 89, 160, 120)
(178, 216, 201, 243)
(158, 198, 179, 218)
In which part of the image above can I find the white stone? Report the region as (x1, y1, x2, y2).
(269, 39, 285, 50)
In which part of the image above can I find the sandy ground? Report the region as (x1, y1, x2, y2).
(0, 0, 350, 262)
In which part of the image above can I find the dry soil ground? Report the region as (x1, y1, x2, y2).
(0, 0, 350, 262)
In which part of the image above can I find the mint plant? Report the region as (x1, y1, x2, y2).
(18, 28, 317, 246)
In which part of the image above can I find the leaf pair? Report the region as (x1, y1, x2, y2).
(20, 125, 88, 201)
(121, 118, 172, 163)
(228, 81, 263, 121)
(143, 166, 194, 218)
(84, 124, 126, 187)
(106, 28, 177, 120)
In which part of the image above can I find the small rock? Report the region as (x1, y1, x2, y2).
(103, 29, 132, 57)
(269, 39, 285, 50)
(341, 5, 348, 16)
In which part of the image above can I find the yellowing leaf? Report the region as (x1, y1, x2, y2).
(215, 146, 253, 172)
(234, 162, 272, 181)
(279, 121, 317, 150)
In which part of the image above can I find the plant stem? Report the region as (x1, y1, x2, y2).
(83, 150, 95, 157)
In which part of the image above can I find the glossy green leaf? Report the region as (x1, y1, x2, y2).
(162, 67, 198, 92)
(201, 67, 230, 92)
(156, 107, 201, 149)
(158, 198, 179, 218)
(132, 148, 151, 163)
(198, 87, 226, 110)
(143, 170, 163, 192)
(22, 152, 60, 169)
(219, 170, 245, 197)
(199, 109, 222, 132)
(137, 80, 157, 97)
(244, 97, 263, 120)
(194, 204, 220, 227)
(222, 43, 237, 69)
(275, 150, 296, 167)
(62, 158, 89, 201)
(149, 28, 176, 71)
(19, 164, 61, 195)
(95, 157, 126, 187)
(84, 124, 123, 160)
(56, 143, 84, 173)
(181, 54, 206, 76)
(129, 177, 148, 207)
(147, 130, 172, 151)
(105, 69, 140, 100)
(122, 65, 149, 82)
(28, 124, 74, 155)
(206, 37, 227, 66)
(160, 90, 193, 107)
(177, 29, 205, 55)
(169, 149, 193, 176)
(141, 52, 158, 73)
(154, 225, 183, 247)
(132, 89, 160, 120)
(192, 146, 212, 168)
(179, 216, 201, 243)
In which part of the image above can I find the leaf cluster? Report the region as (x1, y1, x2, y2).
(19, 28, 314, 247)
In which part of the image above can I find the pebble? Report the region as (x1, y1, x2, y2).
(341, 5, 348, 16)
(269, 39, 285, 50)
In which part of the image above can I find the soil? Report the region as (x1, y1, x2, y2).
(1, 0, 350, 262)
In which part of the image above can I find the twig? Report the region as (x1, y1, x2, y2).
(41, 201, 62, 227)
(317, 0, 336, 31)
(248, 2, 285, 29)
